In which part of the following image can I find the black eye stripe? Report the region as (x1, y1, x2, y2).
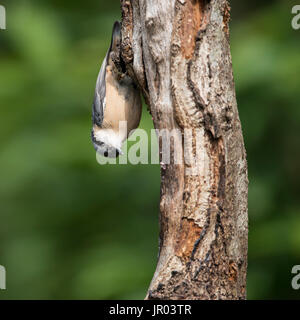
(91, 131, 96, 143)
(91, 131, 104, 146)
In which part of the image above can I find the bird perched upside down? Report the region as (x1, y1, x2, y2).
(91, 21, 142, 158)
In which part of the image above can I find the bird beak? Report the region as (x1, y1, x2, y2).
(117, 148, 124, 156)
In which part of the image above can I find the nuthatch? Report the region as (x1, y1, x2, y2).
(91, 21, 142, 158)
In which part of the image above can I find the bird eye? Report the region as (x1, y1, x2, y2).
(104, 151, 109, 157)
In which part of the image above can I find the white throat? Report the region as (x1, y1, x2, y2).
(94, 129, 123, 150)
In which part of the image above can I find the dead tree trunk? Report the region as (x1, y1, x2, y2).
(120, 0, 248, 300)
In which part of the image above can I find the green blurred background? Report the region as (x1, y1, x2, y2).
(0, 0, 299, 299)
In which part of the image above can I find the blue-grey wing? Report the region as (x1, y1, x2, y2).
(92, 21, 121, 128)
(92, 50, 109, 127)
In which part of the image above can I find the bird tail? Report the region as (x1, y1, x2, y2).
(110, 21, 121, 55)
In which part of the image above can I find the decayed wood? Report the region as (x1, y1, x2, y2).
(120, 0, 248, 300)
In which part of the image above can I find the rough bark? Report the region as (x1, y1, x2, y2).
(120, 0, 248, 300)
